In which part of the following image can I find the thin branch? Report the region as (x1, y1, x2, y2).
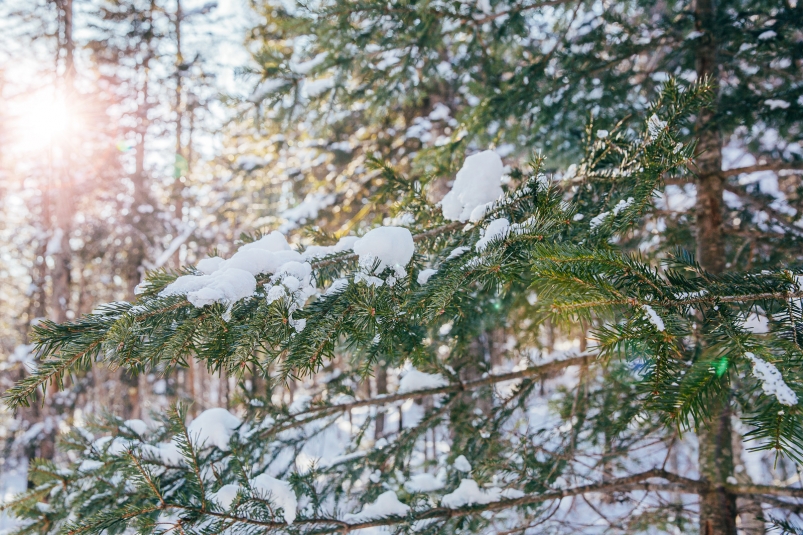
(722, 162, 803, 178)
(261, 353, 596, 438)
(158, 469, 699, 533)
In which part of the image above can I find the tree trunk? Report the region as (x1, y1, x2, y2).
(374, 365, 388, 438)
(693, 0, 737, 533)
(697, 396, 737, 535)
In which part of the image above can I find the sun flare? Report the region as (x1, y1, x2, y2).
(8, 89, 81, 153)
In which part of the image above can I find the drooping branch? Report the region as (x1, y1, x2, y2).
(122, 469, 700, 534)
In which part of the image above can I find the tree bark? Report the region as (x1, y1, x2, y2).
(374, 365, 388, 438)
(693, 0, 737, 533)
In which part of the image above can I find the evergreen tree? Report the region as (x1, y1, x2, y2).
(3, 0, 803, 534)
(4, 79, 803, 534)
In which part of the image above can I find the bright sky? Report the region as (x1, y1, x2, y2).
(0, 0, 254, 163)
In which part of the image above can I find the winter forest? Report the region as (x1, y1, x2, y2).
(0, 0, 802, 533)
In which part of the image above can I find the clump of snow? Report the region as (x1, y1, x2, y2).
(211, 484, 242, 510)
(475, 218, 510, 252)
(440, 150, 504, 222)
(302, 236, 358, 260)
(453, 455, 471, 472)
(596, 129, 609, 139)
(417, 269, 438, 285)
(404, 473, 444, 493)
(140, 442, 184, 466)
(429, 103, 451, 121)
(745, 352, 798, 406)
(78, 460, 104, 472)
(123, 419, 148, 436)
(290, 51, 328, 74)
(324, 278, 349, 295)
(344, 490, 410, 521)
(187, 408, 242, 451)
(250, 473, 298, 524)
(106, 437, 133, 456)
(447, 246, 470, 260)
(590, 197, 634, 229)
(196, 257, 224, 275)
(353, 226, 415, 274)
(265, 260, 317, 310)
(240, 231, 292, 252)
(743, 313, 769, 334)
(162, 268, 257, 308)
(765, 99, 790, 110)
(162, 231, 325, 311)
(501, 488, 525, 499)
(758, 30, 776, 40)
(441, 479, 501, 508)
(398, 369, 449, 393)
(642, 304, 665, 332)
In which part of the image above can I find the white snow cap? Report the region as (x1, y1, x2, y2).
(302, 236, 358, 260)
(239, 231, 292, 252)
(404, 473, 444, 493)
(123, 419, 148, 436)
(475, 218, 510, 252)
(398, 368, 449, 393)
(417, 268, 438, 285)
(745, 352, 798, 406)
(344, 490, 410, 521)
(187, 408, 242, 451)
(250, 473, 298, 524)
(453, 455, 471, 472)
(162, 268, 257, 308)
(353, 226, 415, 274)
(641, 304, 665, 332)
(161, 230, 320, 310)
(211, 484, 242, 510)
(441, 479, 501, 508)
(440, 150, 504, 222)
(196, 256, 224, 275)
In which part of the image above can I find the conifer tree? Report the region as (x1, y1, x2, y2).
(4, 1, 803, 534)
(4, 78, 803, 534)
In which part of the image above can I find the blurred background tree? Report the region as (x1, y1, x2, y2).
(1, 0, 802, 533)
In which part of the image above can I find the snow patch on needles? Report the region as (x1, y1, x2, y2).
(211, 484, 241, 510)
(353, 226, 415, 274)
(453, 455, 471, 472)
(475, 218, 510, 252)
(250, 474, 298, 524)
(398, 369, 449, 393)
(196, 256, 224, 274)
(187, 408, 242, 451)
(642, 305, 665, 331)
(404, 473, 444, 493)
(441, 479, 501, 508)
(344, 490, 409, 521)
(745, 352, 798, 406)
(590, 197, 634, 229)
(162, 231, 303, 308)
(162, 268, 257, 308)
(447, 246, 470, 260)
(647, 114, 667, 140)
(417, 268, 438, 285)
(302, 236, 358, 260)
(440, 150, 504, 222)
(139, 442, 184, 466)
